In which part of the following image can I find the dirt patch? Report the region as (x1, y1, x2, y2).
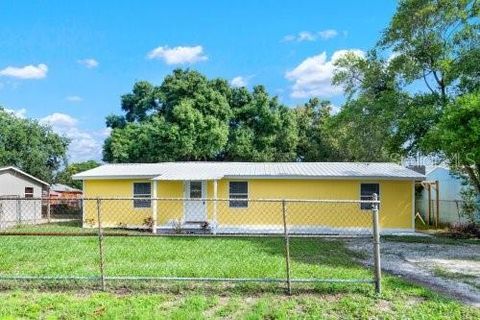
(345, 237, 480, 307)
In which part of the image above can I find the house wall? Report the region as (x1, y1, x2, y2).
(0, 170, 44, 226)
(83, 179, 414, 231)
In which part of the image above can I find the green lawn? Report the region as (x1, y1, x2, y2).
(0, 235, 369, 280)
(0, 228, 479, 318)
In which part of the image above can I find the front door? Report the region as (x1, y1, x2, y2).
(184, 181, 206, 222)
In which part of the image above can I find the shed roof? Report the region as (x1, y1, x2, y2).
(50, 183, 82, 193)
(0, 166, 49, 186)
(72, 162, 425, 181)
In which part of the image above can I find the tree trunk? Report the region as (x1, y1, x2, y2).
(465, 164, 480, 195)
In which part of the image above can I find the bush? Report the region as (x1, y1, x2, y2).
(448, 222, 480, 239)
(459, 186, 480, 224)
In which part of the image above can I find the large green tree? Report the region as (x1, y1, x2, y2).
(104, 70, 298, 162)
(104, 70, 232, 162)
(330, 50, 411, 161)
(224, 86, 298, 161)
(0, 108, 69, 182)
(294, 98, 333, 161)
(380, 0, 480, 101)
(426, 92, 480, 193)
(328, 0, 480, 190)
(378, 0, 480, 190)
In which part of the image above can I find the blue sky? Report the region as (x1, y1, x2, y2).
(0, 0, 397, 162)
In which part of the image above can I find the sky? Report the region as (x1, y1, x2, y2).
(0, 0, 397, 162)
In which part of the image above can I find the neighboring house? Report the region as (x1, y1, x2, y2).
(0, 166, 49, 228)
(50, 183, 83, 207)
(73, 162, 424, 234)
(416, 166, 465, 224)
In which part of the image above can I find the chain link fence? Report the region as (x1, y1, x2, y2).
(0, 196, 381, 294)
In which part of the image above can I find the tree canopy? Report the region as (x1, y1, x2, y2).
(55, 160, 100, 189)
(103, 70, 300, 162)
(0, 108, 69, 182)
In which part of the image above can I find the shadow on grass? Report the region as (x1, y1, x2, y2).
(0, 278, 375, 296)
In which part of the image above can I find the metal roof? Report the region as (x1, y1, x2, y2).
(0, 166, 50, 186)
(72, 162, 425, 181)
(50, 183, 82, 193)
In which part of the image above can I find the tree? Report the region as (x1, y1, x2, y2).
(294, 98, 333, 161)
(225, 86, 298, 161)
(425, 92, 480, 193)
(56, 160, 100, 189)
(104, 70, 232, 162)
(0, 108, 69, 182)
(380, 0, 480, 103)
(103, 70, 299, 162)
(378, 0, 480, 192)
(330, 50, 411, 161)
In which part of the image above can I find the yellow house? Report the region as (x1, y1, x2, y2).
(73, 162, 424, 234)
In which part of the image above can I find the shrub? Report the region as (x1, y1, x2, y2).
(459, 186, 480, 224)
(448, 222, 480, 239)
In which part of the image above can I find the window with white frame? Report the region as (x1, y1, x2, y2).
(229, 181, 248, 208)
(24, 187, 34, 198)
(360, 183, 379, 210)
(133, 182, 151, 208)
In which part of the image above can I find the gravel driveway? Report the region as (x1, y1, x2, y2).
(344, 237, 480, 306)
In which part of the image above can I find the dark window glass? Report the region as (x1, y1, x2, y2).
(25, 187, 34, 198)
(189, 181, 202, 199)
(229, 182, 248, 208)
(133, 182, 151, 208)
(360, 183, 380, 210)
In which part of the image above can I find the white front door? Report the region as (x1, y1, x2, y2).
(184, 181, 207, 222)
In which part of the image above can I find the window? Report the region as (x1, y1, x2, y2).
(189, 181, 202, 199)
(133, 182, 151, 208)
(229, 181, 248, 208)
(24, 187, 34, 198)
(360, 183, 379, 210)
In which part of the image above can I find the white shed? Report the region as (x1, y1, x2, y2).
(0, 166, 49, 229)
(417, 166, 465, 224)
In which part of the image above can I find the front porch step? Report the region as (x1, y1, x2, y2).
(156, 221, 213, 235)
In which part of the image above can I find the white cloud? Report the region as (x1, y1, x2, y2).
(230, 76, 248, 88)
(3, 107, 27, 118)
(285, 49, 365, 98)
(282, 29, 339, 42)
(40, 112, 104, 162)
(297, 31, 316, 42)
(318, 29, 339, 40)
(40, 112, 78, 128)
(66, 96, 83, 102)
(0, 64, 48, 79)
(147, 45, 208, 64)
(77, 58, 99, 69)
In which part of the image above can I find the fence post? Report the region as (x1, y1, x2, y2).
(372, 193, 381, 295)
(96, 198, 106, 291)
(282, 199, 292, 295)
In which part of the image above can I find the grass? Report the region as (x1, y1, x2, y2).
(0, 223, 479, 318)
(0, 279, 479, 319)
(0, 235, 369, 280)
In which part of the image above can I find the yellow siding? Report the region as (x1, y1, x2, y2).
(157, 181, 183, 224)
(83, 180, 152, 227)
(83, 179, 414, 230)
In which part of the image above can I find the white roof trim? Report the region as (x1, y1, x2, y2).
(0, 166, 49, 186)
